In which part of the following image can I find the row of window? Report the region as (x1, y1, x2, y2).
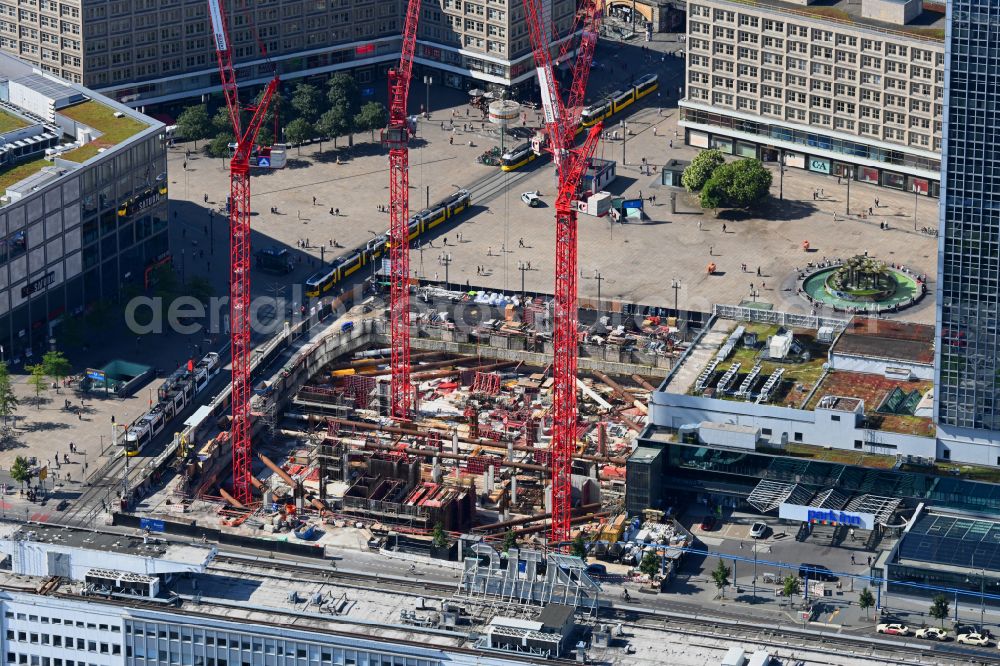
(7, 655, 100, 666)
(6, 630, 121, 655)
(5, 610, 120, 631)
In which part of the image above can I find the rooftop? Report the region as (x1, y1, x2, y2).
(0, 522, 209, 564)
(57, 99, 149, 163)
(807, 370, 934, 436)
(832, 316, 936, 365)
(717, 0, 947, 41)
(898, 508, 1000, 574)
(0, 109, 28, 134)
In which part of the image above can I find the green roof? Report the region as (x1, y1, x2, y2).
(0, 158, 48, 192)
(58, 100, 148, 163)
(0, 110, 28, 135)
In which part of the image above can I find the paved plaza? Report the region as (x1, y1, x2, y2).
(169, 33, 940, 324)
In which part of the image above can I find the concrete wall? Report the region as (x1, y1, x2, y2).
(650, 391, 937, 458)
(829, 353, 934, 381)
(862, 0, 921, 25)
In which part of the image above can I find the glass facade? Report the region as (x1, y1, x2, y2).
(681, 107, 942, 179)
(0, 133, 168, 362)
(935, 1, 1000, 431)
(643, 441, 1000, 514)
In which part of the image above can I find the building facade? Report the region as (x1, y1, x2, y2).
(934, 0, 1000, 450)
(679, 0, 945, 196)
(0, 54, 168, 363)
(0, 0, 576, 109)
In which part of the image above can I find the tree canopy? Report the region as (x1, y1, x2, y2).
(699, 158, 772, 210)
(176, 105, 213, 148)
(354, 101, 388, 141)
(681, 149, 726, 192)
(285, 118, 315, 155)
(327, 73, 361, 117)
(291, 83, 323, 123)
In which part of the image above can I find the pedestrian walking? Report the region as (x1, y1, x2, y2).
(335, 208, 340, 216)
(750, 283, 754, 291)
(875, 197, 880, 207)
(722, 223, 727, 233)
(851, 554, 856, 565)
(709, 245, 713, 256)
(757, 266, 761, 276)
(653, 127, 657, 136)
(762, 281, 766, 289)
(312, 196, 316, 205)
(869, 207, 873, 215)
(698, 221, 702, 230)
(669, 140, 673, 148)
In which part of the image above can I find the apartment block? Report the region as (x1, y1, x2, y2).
(0, 0, 576, 109)
(679, 0, 945, 196)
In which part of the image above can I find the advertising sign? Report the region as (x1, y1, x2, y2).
(779, 503, 875, 530)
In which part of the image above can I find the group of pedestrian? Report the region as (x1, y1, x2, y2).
(269, 206, 280, 214)
(812, 188, 825, 200)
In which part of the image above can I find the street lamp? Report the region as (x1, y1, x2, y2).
(620, 120, 627, 166)
(750, 288, 760, 303)
(594, 270, 604, 314)
(670, 278, 681, 316)
(845, 167, 854, 215)
(423, 75, 433, 117)
(517, 261, 529, 300)
(752, 538, 758, 600)
(912, 184, 920, 231)
(439, 252, 452, 289)
(778, 149, 786, 200)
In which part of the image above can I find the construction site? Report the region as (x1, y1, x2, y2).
(139, 287, 683, 554)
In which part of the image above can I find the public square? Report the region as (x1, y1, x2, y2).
(166, 35, 941, 325)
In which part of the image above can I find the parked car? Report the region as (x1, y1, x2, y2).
(914, 627, 948, 641)
(749, 522, 768, 539)
(520, 191, 541, 207)
(700, 515, 717, 531)
(586, 563, 607, 577)
(876, 623, 910, 636)
(798, 564, 838, 582)
(957, 632, 991, 646)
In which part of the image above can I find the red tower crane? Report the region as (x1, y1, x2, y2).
(521, 0, 604, 545)
(381, 0, 423, 420)
(208, 0, 280, 505)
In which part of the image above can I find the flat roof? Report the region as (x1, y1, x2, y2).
(832, 316, 935, 365)
(536, 603, 574, 631)
(713, 0, 946, 41)
(5, 523, 207, 563)
(629, 444, 664, 463)
(898, 509, 1000, 573)
(807, 371, 934, 436)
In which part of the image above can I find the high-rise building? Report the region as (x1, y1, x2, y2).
(679, 0, 945, 196)
(0, 0, 576, 109)
(0, 52, 167, 361)
(934, 0, 1000, 458)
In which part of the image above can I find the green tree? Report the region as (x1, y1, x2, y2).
(188, 276, 214, 303)
(10, 455, 31, 488)
(711, 559, 731, 598)
(149, 264, 180, 299)
(858, 587, 875, 620)
(501, 529, 517, 553)
(285, 118, 315, 155)
(316, 106, 351, 150)
(639, 551, 660, 577)
(432, 522, 448, 548)
(327, 73, 360, 117)
(715, 158, 773, 209)
(782, 575, 801, 607)
(176, 105, 213, 149)
(929, 594, 950, 627)
(212, 106, 234, 134)
(681, 148, 725, 192)
(354, 101, 388, 141)
(208, 132, 234, 159)
(41, 350, 71, 392)
(570, 534, 587, 559)
(291, 83, 324, 123)
(26, 364, 47, 407)
(699, 176, 726, 212)
(0, 361, 18, 426)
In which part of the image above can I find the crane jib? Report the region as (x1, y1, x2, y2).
(207, 0, 228, 53)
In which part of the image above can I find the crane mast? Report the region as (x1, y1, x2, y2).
(521, 0, 604, 545)
(382, 0, 423, 420)
(208, 0, 279, 505)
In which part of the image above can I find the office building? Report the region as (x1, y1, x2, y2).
(0, 0, 576, 109)
(0, 52, 168, 362)
(679, 0, 945, 196)
(934, 0, 1000, 451)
